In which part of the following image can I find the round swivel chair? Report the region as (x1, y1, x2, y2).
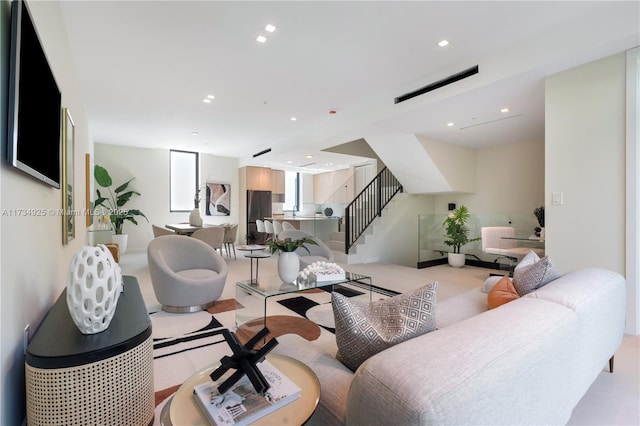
(147, 235, 228, 313)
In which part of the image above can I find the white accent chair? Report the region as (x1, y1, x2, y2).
(277, 229, 335, 269)
(191, 226, 225, 254)
(481, 226, 544, 265)
(147, 235, 228, 313)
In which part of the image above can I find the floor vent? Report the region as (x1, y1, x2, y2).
(394, 65, 479, 104)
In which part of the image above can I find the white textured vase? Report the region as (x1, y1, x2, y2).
(189, 208, 203, 227)
(112, 233, 128, 255)
(66, 245, 123, 334)
(278, 252, 300, 283)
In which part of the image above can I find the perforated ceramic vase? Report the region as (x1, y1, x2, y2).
(66, 245, 123, 334)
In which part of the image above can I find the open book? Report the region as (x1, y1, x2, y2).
(193, 359, 301, 426)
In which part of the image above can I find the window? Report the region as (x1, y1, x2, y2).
(170, 150, 198, 212)
(283, 171, 300, 212)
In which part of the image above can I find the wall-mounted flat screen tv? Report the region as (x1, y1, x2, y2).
(7, 0, 62, 188)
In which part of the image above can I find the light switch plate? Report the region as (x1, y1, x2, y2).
(552, 192, 563, 205)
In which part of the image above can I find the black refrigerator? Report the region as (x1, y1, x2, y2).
(246, 190, 272, 244)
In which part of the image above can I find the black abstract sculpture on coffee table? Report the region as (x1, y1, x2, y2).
(210, 327, 278, 395)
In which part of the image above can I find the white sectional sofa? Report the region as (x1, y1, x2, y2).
(272, 267, 626, 425)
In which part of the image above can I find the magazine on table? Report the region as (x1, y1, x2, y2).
(193, 359, 301, 426)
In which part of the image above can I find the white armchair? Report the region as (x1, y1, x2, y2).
(147, 235, 228, 313)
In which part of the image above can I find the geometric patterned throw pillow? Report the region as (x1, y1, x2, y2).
(512, 255, 561, 296)
(332, 282, 437, 371)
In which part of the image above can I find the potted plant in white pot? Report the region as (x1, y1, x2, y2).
(265, 236, 318, 283)
(94, 164, 148, 254)
(442, 205, 480, 267)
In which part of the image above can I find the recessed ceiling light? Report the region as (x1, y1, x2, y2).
(500, 108, 510, 113)
(290, 117, 297, 121)
(438, 39, 450, 47)
(447, 122, 455, 127)
(286, 160, 293, 164)
(192, 132, 199, 136)
(305, 155, 313, 159)
(207, 94, 215, 99)
(203, 98, 212, 103)
(256, 35, 267, 43)
(265, 24, 276, 33)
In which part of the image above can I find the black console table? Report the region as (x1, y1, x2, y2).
(25, 275, 154, 426)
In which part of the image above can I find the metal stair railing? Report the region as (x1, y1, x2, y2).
(344, 167, 402, 253)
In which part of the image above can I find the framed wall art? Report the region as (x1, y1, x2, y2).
(206, 183, 230, 216)
(62, 108, 75, 244)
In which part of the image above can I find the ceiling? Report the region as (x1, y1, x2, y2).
(58, 1, 639, 174)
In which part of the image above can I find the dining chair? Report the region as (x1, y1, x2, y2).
(152, 224, 175, 238)
(191, 226, 225, 254)
(223, 224, 238, 260)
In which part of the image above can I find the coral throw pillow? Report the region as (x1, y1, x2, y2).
(487, 276, 520, 309)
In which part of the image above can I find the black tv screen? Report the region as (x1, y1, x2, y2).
(7, 0, 62, 188)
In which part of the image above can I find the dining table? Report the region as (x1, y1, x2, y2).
(165, 223, 228, 236)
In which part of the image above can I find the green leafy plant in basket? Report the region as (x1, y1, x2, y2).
(265, 237, 318, 254)
(442, 205, 480, 254)
(94, 164, 148, 234)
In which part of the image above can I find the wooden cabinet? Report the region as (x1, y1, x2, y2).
(271, 169, 285, 195)
(245, 166, 272, 191)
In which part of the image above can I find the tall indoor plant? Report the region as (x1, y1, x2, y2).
(94, 164, 148, 253)
(442, 205, 480, 267)
(265, 237, 318, 283)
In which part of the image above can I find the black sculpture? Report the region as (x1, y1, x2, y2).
(210, 327, 278, 395)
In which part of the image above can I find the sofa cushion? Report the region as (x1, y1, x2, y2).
(487, 276, 520, 309)
(513, 255, 561, 296)
(332, 282, 437, 371)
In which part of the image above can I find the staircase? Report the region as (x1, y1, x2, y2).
(327, 195, 402, 264)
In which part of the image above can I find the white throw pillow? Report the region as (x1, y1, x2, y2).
(483, 275, 507, 293)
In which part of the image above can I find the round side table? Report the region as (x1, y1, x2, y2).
(161, 354, 320, 425)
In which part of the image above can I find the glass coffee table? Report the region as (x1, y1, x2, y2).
(235, 272, 372, 331)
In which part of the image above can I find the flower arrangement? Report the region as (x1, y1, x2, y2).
(265, 236, 318, 254)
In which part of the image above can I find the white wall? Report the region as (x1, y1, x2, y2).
(94, 144, 239, 252)
(546, 52, 636, 335)
(0, 1, 91, 423)
(626, 47, 639, 335)
(432, 138, 545, 225)
(545, 54, 626, 274)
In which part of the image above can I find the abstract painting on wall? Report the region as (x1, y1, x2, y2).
(206, 183, 230, 216)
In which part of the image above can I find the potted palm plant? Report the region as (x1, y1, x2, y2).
(265, 237, 318, 283)
(94, 164, 148, 254)
(442, 205, 480, 267)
